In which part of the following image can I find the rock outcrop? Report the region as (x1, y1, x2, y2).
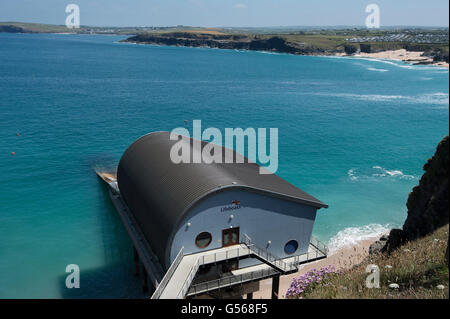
(377, 136, 449, 254)
(0, 25, 24, 33)
(122, 32, 334, 55)
(368, 234, 389, 255)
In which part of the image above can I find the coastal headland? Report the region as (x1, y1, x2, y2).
(1, 22, 448, 67)
(121, 29, 449, 68)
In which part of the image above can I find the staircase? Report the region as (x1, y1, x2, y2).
(152, 236, 310, 299)
(242, 234, 298, 274)
(151, 244, 254, 299)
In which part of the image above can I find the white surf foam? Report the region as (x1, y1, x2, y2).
(328, 224, 392, 253)
(372, 166, 416, 179)
(367, 67, 389, 72)
(310, 92, 448, 105)
(347, 166, 417, 181)
(347, 56, 448, 72)
(347, 169, 358, 181)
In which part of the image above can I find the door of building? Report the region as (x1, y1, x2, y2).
(222, 227, 240, 247)
(222, 227, 240, 272)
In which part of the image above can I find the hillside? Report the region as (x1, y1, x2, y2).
(288, 225, 448, 299)
(123, 32, 349, 55)
(0, 22, 70, 33)
(382, 136, 449, 253)
(123, 30, 449, 62)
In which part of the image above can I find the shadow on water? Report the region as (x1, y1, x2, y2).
(58, 262, 148, 299)
(59, 173, 151, 298)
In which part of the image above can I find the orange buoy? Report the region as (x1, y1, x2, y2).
(11, 152, 15, 156)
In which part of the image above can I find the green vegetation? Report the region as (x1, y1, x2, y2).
(266, 33, 348, 51)
(0, 22, 69, 33)
(289, 225, 449, 299)
(0, 21, 156, 35)
(1, 22, 448, 61)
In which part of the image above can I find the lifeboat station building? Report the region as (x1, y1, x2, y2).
(97, 131, 328, 299)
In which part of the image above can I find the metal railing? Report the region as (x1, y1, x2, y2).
(188, 267, 280, 296)
(151, 246, 185, 299)
(286, 236, 329, 268)
(200, 244, 250, 265)
(176, 244, 253, 299)
(242, 234, 294, 273)
(174, 235, 329, 299)
(310, 235, 329, 256)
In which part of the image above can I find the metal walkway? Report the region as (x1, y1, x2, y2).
(152, 237, 327, 299)
(187, 240, 327, 297)
(152, 244, 254, 299)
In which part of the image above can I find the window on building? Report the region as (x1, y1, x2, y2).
(284, 240, 299, 255)
(195, 232, 212, 248)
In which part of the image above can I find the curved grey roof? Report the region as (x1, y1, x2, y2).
(117, 131, 327, 268)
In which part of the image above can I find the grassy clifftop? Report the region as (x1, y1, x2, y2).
(124, 30, 449, 61)
(290, 225, 449, 299)
(0, 22, 69, 33)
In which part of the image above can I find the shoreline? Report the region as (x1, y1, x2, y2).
(3, 32, 448, 69)
(121, 39, 449, 69)
(351, 49, 449, 68)
(251, 235, 385, 299)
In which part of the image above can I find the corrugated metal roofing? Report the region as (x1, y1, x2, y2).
(117, 131, 327, 268)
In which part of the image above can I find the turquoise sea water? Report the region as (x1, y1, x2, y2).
(0, 33, 448, 298)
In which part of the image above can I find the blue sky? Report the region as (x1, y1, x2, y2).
(1, 0, 448, 27)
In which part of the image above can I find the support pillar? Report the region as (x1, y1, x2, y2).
(271, 275, 280, 299)
(142, 264, 148, 293)
(133, 247, 140, 276)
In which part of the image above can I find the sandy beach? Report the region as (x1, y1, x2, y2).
(354, 49, 449, 68)
(251, 237, 380, 299)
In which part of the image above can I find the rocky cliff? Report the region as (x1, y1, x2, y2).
(371, 136, 449, 254)
(0, 25, 25, 33)
(122, 32, 333, 55)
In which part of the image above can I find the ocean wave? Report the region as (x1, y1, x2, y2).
(350, 56, 447, 71)
(328, 224, 392, 253)
(347, 166, 417, 181)
(372, 166, 412, 178)
(256, 51, 286, 56)
(347, 169, 358, 181)
(311, 92, 449, 105)
(367, 67, 389, 72)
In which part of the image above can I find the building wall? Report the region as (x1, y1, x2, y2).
(169, 189, 318, 265)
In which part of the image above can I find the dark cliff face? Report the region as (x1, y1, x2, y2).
(123, 33, 329, 55)
(404, 136, 449, 238)
(384, 136, 449, 252)
(0, 25, 25, 33)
